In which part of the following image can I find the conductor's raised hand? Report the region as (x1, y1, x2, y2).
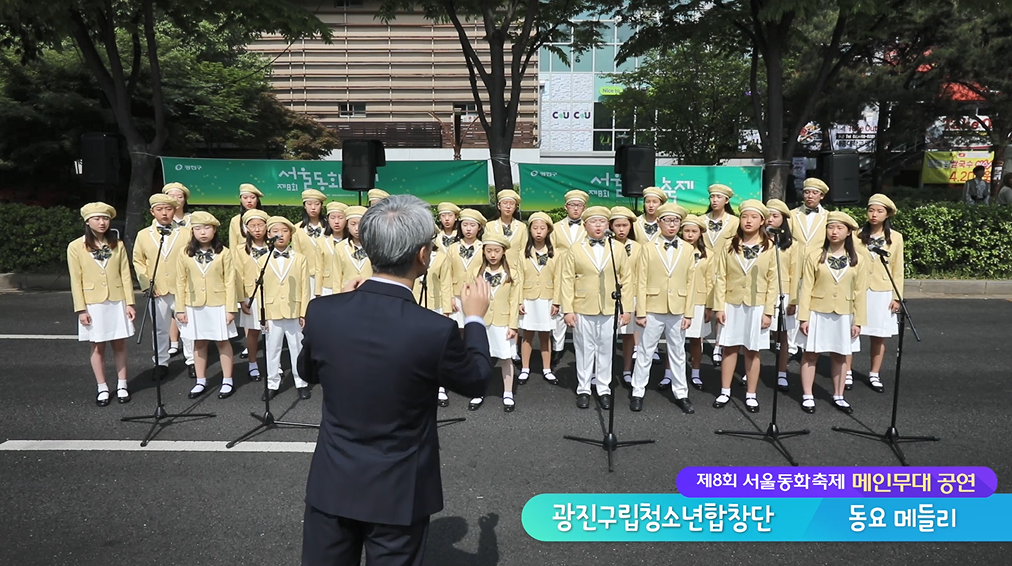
(461, 276, 491, 318)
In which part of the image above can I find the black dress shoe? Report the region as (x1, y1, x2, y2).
(152, 365, 168, 381)
(468, 398, 483, 411)
(869, 378, 884, 393)
(674, 397, 695, 414)
(834, 400, 854, 414)
(630, 396, 644, 412)
(438, 397, 449, 407)
(188, 383, 206, 399)
(712, 395, 729, 409)
(218, 385, 234, 400)
(777, 379, 790, 393)
(599, 394, 612, 410)
(248, 369, 262, 382)
(261, 388, 279, 402)
(745, 400, 760, 413)
(297, 387, 311, 400)
(187, 365, 197, 379)
(96, 391, 111, 407)
(801, 402, 816, 414)
(691, 379, 703, 391)
(116, 389, 131, 404)
(576, 393, 591, 409)
(239, 348, 248, 359)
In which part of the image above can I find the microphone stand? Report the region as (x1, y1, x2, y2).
(833, 250, 937, 465)
(228, 238, 319, 448)
(421, 270, 465, 426)
(564, 235, 655, 472)
(715, 229, 809, 465)
(123, 226, 215, 446)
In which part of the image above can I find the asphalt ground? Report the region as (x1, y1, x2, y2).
(1, 291, 1010, 565)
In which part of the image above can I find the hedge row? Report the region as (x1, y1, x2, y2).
(3, 201, 1011, 279)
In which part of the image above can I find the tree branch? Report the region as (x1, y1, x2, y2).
(749, 47, 768, 150)
(441, 0, 491, 84)
(143, 0, 168, 150)
(785, 12, 847, 157)
(506, 0, 540, 134)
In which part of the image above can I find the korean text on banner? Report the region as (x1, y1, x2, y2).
(921, 151, 994, 185)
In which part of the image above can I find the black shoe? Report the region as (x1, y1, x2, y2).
(188, 383, 207, 399)
(239, 348, 248, 359)
(745, 400, 760, 413)
(188, 365, 197, 379)
(261, 388, 279, 402)
(298, 387, 311, 400)
(468, 398, 483, 411)
(801, 400, 816, 414)
(834, 399, 854, 414)
(576, 393, 591, 409)
(777, 378, 790, 393)
(438, 397, 449, 408)
(116, 389, 131, 404)
(869, 377, 884, 393)
(712, 394, 729, 409)
(503, 400, 516, 413)
(96, 391, 111, 407)
(152, 365, 168, 382)
(248, 368, 261, 382)
(218, 384, 234, 400)
(674, 397, 695, 414)
(599, 394, 612, 410)
(630, 396, 644, 412)
(691, 379, 703, 391)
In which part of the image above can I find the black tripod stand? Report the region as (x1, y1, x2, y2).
(421, 271, 465, 426)
(833, 249, 937, 465)
(564, 236, 654, 472)
(123, 226, 215, 447)
(228, 239, 319, 448)
(715, 229, 809, 465)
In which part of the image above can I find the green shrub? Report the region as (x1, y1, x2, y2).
(0, 203, 82, 272)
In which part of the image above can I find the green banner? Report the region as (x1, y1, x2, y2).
(161, 157, 490, 206)
(518, 164, 763, 212)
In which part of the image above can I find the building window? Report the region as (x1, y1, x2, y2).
(339, 103, 367, 117)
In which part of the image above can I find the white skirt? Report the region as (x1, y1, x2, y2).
(487, 324, 516, 359)
(451, 296, 465, 328)
(861, 290, 898, 337)
(321, 287, 334, 297)
(769, 294, 799, 346)
(78, 300, 135, 343)
(238, 298, 260, 329)
(685, 304, 711, 339)
(718, 303, 770, 351)
(803, 311, 861, 355)
(520, 298, 554, 331)
(179, 305, 238, 342)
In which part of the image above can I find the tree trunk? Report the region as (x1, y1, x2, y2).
(489, 132, 514, 193)
(871, 103, 891, 192)
(763, 41, 787, 201)
(122, 146, 158, 251)
(991, 138, 1007, 197)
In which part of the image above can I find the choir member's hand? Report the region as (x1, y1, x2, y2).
(636, 316, 647, 328)
(704, 308, 712, 323)
(300, 317, 306, 328)
(761, 314, 772, 329)
(800, 321, 809, 336)
(851, 325, 861, 339)
(451, 299, 460, 313)
(550, 304, 559, 316)
(226, 313, 235, 325)
(78, 312, 92, 326)
(342, 278, 365, 292)
(461, 276, 491, 318)
(506, 329, 517, 340)
(176, 313, 188, 324)
(716, 311, 726, 325)
(518, 304, 526, 315)
(564, 313, 577, 328)
(787, 305, 797, 316)
(889, 300, 900, 314)
(126, 306, 136, 321)
(681, 317, 692, 330)
(620, 312, 631, 326)
(241, 302, 252, 315)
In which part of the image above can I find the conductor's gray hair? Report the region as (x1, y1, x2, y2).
(360, 194, 435, 277)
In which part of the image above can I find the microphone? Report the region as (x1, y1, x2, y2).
(605, 229, 615, 239)
(765, 226, 785, 236)
(265, 235, 280, 246)
(869, 246, 890, 257)
(156, 225, 172, 236)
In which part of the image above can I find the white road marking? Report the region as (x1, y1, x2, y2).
(0, 440, 317, 452)
(0, 334, 78, 340)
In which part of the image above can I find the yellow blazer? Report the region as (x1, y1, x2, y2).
(789, 207, 829, 256)
(636, 238, 696, 317)
(434, 231, 460, 254)
(689, 250, 715, 310)
(518, 248, 558, 301)
(858, 231, 904, 299)
(175, 248, 237, 312)
(558, 239, 633, 316)
(332, 240, 373, 292)
(447, 240, 483, 295)
(765, 243, 802, 304)
(413, 247, 454, 313)
(484, 218, 528, 267)
(551, 219, 586, 254)
(702, 213, 739, 254)
(712, 243, 779, 316)
(228, 214, 244, 252)
(256, 249, 310, 319)
(233, 244, 269, 300)
(482, 267, 521, 328)
(292, 224, 326, 284)
(67, 237, 135, 313)
(798, 250, 868, 325)
(132, 224, 189, 296)
(633, 216, 662, 244)
(319, 236, 344, 291)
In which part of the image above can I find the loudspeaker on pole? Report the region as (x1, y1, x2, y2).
(820, 151, 860, 204)
(80, 133, 121, 185)
(342, 139, 386, 191)
(615, 145, 655, 198)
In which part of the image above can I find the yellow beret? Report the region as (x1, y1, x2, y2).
(868, 194, 897, 216)
(344, 205, 367, 219)
(239, 183, 264, 198)
(681, 214, 707, 233)
(189, 211, 220, 227)
(641, 187, 668, 203)
(565, 190, 590, 204)
(827, 210, 859, 231)
(266, 216, 295, 232)
(326, 202, 349, 215)
(368, 189, 389, 201)
(803, 178, 830, 194)
(80, 202, 115, 221)
(738, 199, 769, 219)
(459, 208, 487, 227)
(481, 233, 510, 250)
(496, 189, 521, 205)
(765, 199, 790, 217)
(149, 194, 178, 209)
(657, 203, 688, 219)
(242, 209, 269, 225)
(302, 189, 327, 202)
(609, 206, 637, 221)
(162, 182, 190, 199)
(437, 202, 461, 215)
(708, 184, 734, 198)
(581, 206, 611, 222)
(526, 211, 553, 226)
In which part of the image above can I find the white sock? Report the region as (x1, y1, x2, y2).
(745, 392, 757, 399)
(521, 367, 530, 374)
(543, 368, 553, 375)
(846, 371, 853, 377)
(623, 371, 632, 376)
(691, 369, 700, 378)
(249, 362, 258, 370)
(870, 372, 879, 378)
(834, 395, 844, 401)
(117, 379, 127, 389)
(222, 377, 233, 386)
(778, 371, 787, 378)
(503, 391, 513, 400)
(170, 341, 179, 350)
(97, 383, 109, 393)
(720, 388, 731, 397)
(664, 369, 673, 378)
(196, 378, 207, 386)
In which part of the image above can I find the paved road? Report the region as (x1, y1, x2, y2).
(1, 291, 1009, 565)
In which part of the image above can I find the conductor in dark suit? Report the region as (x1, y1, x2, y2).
(299, 194, 493, 566)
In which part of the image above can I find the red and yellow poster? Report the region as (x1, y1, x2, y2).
(922, 151, 994, 184)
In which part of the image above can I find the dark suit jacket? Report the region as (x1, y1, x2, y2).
(299, 278, 492, 526)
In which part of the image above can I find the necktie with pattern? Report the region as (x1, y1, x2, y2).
(459, 245, 475, 260)
(195, 250, 215, 264)
(869, 237, 885, 248)
(828, 255, 848, 270)
(708, 220, 723, 232)
(352, 246, 367, 261)
(644, 223, 659, 236)
(273, 250, 290, 259)
(484, 272, 502, 286)
(306, 226, 322, 238)
(536, 252, 549, 266)
(743, 245, 760, 260)
(251, 247, 268, 259)
(91, 245, 112, 261)
(442, 234, 458, 248)
(589, 239, 605, 247)
(664, 240, 678, 250)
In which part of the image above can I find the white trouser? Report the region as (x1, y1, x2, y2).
(150, 294, 193, 366)
(552, 314, 567, 352)
(633, 313, 688, 399)
(265, 319, 308, 390)
(573, 314, 614, 396)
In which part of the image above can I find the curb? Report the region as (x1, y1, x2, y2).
(0, 273, 73, 291)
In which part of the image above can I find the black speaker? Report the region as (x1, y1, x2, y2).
(820, 151, 860, 204)
(615, 145, 655, 198)
(342, 139, 386, 191)
(80, 133, 120, 185)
